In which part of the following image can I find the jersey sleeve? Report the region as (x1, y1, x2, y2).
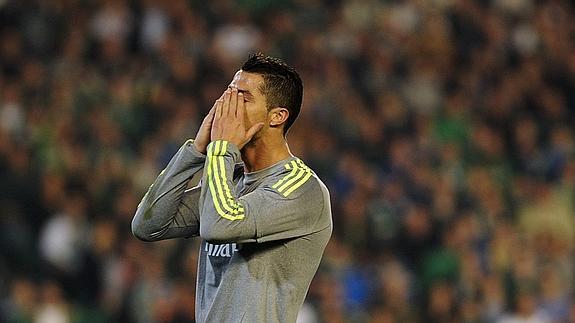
(132, 139, 205, 241)
(199, 140, 331, 244)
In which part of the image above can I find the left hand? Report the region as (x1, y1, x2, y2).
(210, 89, 264, 150)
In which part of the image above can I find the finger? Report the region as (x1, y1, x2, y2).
(214, 90, 226, 119)
(236, 92, 245, 123)
(214, 92, 225, 105)
(211, 100, 223, 141)
(229, 88, 238, 118)
(203, 105, 215, 122)
(214, 97, 223, 120)
(201, 107, 216, 131)
(211, 92, 225, 112)
(236, 92, 245, 119)
(245, 122, 264, 140)
(206, 105, 216, 121)
(222, 89, 231, 117)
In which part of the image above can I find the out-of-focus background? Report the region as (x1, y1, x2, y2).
(1, 0, 574, 322)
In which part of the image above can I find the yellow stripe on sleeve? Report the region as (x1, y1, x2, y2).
(272, 161, 299, 189)
(206, 144, 230, 218)
(278, 166, 307, 193)
(207, 141, 244, 221)
(271, 159, 314, 197)
(218, 141, 242, 210)
(282, 166, 313, 197)
(211, 141, 235, 213)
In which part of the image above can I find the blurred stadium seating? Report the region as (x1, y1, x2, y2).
(1, 0, 575, 322)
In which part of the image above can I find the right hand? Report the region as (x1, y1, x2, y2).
(210, 89, 264, 150)
(193, 97, 220, 154)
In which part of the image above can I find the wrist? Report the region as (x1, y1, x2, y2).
(210, 135, 242, 150)
(186, 139, 207, 157)
(192, 142, 207, 155)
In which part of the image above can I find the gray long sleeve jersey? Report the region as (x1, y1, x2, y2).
(132, 139, 332, 323)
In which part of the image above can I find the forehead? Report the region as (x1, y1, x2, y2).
(228, 70, 264, 93)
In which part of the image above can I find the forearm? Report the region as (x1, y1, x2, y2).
(132, 140, 205, 241)
(199, 140, 256, 243)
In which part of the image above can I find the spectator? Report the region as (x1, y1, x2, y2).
(0, 0, 574, 321)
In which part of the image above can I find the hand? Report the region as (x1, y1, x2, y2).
(211, 89, 264, 150)
(193, 96, 221, 154)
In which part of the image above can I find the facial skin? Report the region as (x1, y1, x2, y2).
(195, 69, 292, 172)
(227, 70, 269, 141)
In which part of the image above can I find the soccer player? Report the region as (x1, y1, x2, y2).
(131, 53, 332, 322)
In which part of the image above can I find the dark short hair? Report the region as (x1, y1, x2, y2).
(241, 53, 303, 136)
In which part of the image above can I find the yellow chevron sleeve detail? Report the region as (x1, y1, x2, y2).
(217, 141, 242, 210)
(278, 165, 307, 192)
(280, 159, 314, 197)
(272, 160, 299, 189)
(207, 141, 244, 221)
(211, 141, 234, 213)
(283, 170, 312, 197)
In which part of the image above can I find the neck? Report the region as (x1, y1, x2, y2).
(241, 134, 292, 173)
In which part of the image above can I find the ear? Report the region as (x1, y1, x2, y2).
(269, 107, 289, 128)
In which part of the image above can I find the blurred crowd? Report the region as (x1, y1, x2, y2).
(1, 0, 575, 322)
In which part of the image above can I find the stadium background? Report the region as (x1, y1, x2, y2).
(1, 0, 575, 322)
